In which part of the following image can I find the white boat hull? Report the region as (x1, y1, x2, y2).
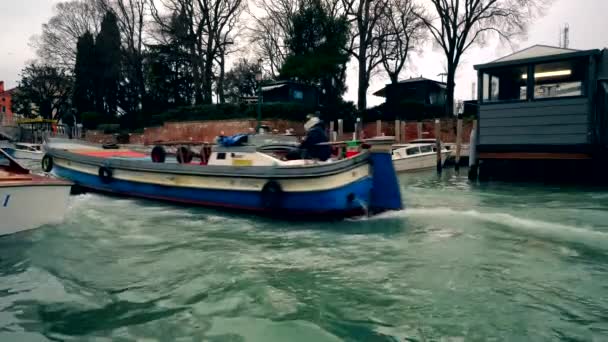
(0, 184, 71, 236)
(393, 151, 451, 172)
(11, 149, 44, 160)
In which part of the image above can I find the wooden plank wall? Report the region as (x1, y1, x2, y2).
(478, 98, 589, 145)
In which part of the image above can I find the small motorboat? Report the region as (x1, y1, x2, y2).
(0, 149, 72, 236)
(392, 143, 451, 172)
(407, 138, 469, 161)
(43, 135, 403, 218)
(2, 142, 44, 160)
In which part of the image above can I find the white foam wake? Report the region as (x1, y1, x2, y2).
(373, 207, 608, 251)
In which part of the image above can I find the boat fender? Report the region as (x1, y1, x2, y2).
(261, 181, 283, 209)
(41, 154, 53, 172)
(176, 146, 193, 164)
(151, 145, 166, 163)
(200, 145, 211, 165)
(98, 166, 113, 184)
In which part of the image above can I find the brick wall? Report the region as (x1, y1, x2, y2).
(83, 118, 474, 145)
(362, 119, 473, 143)
(84, 119, 304, 145)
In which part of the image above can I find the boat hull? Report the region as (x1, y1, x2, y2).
(0, 184, 71, 236)
(5, 148, 44, 161)
(393, 151, 450, 172)
(51, 158, 373, 217)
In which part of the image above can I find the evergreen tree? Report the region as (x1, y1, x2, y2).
(95, 11, 121, 119)
(280, 0, 349, 110)
(72, 32, 96, 121)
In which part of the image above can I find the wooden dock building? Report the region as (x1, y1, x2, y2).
(469, 45, 608, 180)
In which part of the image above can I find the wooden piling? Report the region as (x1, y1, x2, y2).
(329, 121, 335, 141)
(356, 117, 361, 140)
(338, 119, 344, 140)
(376, 120, 381, 137)
(455, 114, 463, 171)
(417, 121, 423, 140)
(435, 119, 442, 174)
(395, 119, 401, 143)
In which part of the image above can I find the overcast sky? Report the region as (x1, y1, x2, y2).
(1, 0, 607, 108)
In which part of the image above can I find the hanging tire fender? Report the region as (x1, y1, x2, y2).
(41, 154, 53, 172)
(151, 145, 166, 163)
(98, 166, 113, 184)
(261, 180, 283, 209)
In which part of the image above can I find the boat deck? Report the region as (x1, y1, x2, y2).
(71, 149, 148, 159)
(0, 171, 72, 187)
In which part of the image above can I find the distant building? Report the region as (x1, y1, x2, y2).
(0, 81, 16, 125)
(260, 81, 319, 107)
(373, 77, 447, 120)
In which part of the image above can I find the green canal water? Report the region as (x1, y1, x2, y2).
(2, 167, 608, 341)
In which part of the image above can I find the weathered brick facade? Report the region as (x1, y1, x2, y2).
(84, 118, 473, 145)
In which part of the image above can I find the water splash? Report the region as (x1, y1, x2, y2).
(354, 197, 369, 218)
(371, 207, 608, 251)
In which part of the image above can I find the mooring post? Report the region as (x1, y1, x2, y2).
(376, 120, 381, 137)
(338, 119, 344, 140)
(329, 121, 335, 141)
(435, 119, 442, 174)
(395, 119, 401, 143)
(417, 121, 422, 140)
(455, 114, 463, 171)
(356, 117, 361, 140)
(468, 119, 478, 181)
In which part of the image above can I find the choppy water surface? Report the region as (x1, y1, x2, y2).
(2, 167, 608, 341)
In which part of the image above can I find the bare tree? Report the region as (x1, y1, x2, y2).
(214, 8, 244, 103)
(200, 0, 246, 103)
(151, 0, 245, 104)
(377, 0, 426, 84)
(248, 0, 299, 78)
(416, 0, 547, 116)
(341, 0, 390, 110)
(34, 0, 103, 68)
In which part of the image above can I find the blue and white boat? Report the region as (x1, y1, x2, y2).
(42, 136, 402, 218)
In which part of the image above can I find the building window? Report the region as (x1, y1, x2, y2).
(1, 97, 5, 102)
(532, 59, 586, 99)
(293, 90, 303, 100)
(1, 106, 5, 113)
(482, 65, 527, 103)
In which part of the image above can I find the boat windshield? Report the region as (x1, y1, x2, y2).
(420, 145, 433, 153)
(0, 152, 8, 166)
(406, 147, 421, 156)
(0, 149, 29, 174)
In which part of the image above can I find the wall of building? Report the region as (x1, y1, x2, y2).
(0, 81, 14, 125)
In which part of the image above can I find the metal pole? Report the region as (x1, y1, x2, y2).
(256, 83, 262, 133)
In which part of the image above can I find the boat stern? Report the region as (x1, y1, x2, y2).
(366, 137, 403, 213)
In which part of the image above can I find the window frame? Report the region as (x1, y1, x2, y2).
(480, 57, 589, 105)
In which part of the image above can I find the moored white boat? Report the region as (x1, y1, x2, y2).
(3, 143, 44, 160)
(0, 149, 72, 236)
(392, 143, 451, 172)
(43, 135, 403, 218)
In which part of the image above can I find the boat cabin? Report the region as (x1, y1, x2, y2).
(474, 45, 608, 160)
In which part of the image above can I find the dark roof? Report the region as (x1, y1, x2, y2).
(0, 87, 18, 96)
(373, 77, 446, 97)
(474, 44, 601, 70)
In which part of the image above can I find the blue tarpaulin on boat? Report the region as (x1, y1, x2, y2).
(217, 134, 249, 147)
